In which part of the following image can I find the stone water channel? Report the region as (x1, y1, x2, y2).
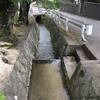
(0, 12, 99, 100)
(28, 24, 70, 100)
(37, 25, 54, 60)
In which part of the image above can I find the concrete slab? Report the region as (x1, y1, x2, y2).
(69, 60, 100, 99)
(80, 60, 100, 96)
(64, 36, 80, 46)
(85, 42, 100, 60)
(63, 57, 77, 80)
(75, 45, 97, 61)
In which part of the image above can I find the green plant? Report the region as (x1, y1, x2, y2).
(0, 92, 5, 100)
(0, 31, 4, 37)
(14, 11, 20, 24)
(37, 0, 60, 9)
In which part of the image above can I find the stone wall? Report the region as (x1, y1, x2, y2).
(42, 15, 67, 58)
(60, 2, 100, 20)
(1, 17, 39, 100)
(69, 60, 100, 100)
(82, 2, 100, 20)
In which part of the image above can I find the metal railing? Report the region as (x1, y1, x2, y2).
(45, 9, 93, 41)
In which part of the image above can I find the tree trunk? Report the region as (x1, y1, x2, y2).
(19, 4, 24, 22)
(19, 1, 30, 25)
(0, 0, 15, 36)
(0, 0, 17, 44)
(25, 1, 30, 25)
(0, 0, 10, 35)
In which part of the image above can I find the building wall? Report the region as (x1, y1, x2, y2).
(60, 3, 80, 15)
(60, 1, 100, 20)
(82, 2, 100, 20)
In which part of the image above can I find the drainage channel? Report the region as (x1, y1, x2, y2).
(28, 25, 70, 100)
(37, 24, 54, 60)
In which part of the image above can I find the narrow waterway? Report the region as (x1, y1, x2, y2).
(37, 25, 54, 59)
(28, 25, 70, 100)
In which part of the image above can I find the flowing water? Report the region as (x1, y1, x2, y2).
(37, 25, 54, 60)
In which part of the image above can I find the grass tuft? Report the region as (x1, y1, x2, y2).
(0, 92, 5, 100)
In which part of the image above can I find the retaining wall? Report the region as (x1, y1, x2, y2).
(2, 17, 39, 100)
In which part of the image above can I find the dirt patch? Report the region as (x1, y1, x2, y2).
(0, 25, 29, 87)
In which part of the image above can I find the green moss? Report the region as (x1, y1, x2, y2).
(42, 16, 67, 58)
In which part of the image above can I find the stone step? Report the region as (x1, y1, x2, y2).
(85, 43, 98, 59)
(76, 46, 90, 60)
(75, 45, 97, 61)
